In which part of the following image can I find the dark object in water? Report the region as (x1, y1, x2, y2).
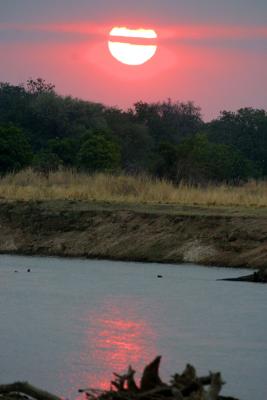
(157, 275, 163, 278)
(14, 270, 18, 273)
(220, 268, 267, 283)
(27, 269, 31, 272)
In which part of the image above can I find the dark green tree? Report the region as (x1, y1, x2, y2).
(207, 108, 267, 176)
(32, 151, 62, 176)
(77, 132, 121, 172)
(47, 138, 80, 167)
(0, 83, 29, 127)
(0, 81, 108, 151)
(153, 142, 179, 181)
(105, 107, 153, 172)
(132, 99, 203, 145)
(0, 126, 32, 174)
(175, 134, 255, 184)
(26, 78, 55, 95)
(0, 79, 266, 182)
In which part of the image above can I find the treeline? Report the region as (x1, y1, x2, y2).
(0, 78, 267, 184)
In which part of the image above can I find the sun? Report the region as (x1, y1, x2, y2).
(108, 27, 158, 66)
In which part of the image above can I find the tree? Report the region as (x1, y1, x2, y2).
(117, 122, 152, 172)
(32, 151, 62, 175)
(0, 79, 265, 182)
(132, 99, 203, 145)
(0, 83, 29, 126)
(48, 138, 79, 167)
(0, 126, 32, 174)
(77, 132, 121, 172)
(26, 78, 55, 95)
(175, 134, 255, 184)
(153, 142, 179, 180)
(0, 80, 108, 152)
(153, 134, 254, 184)
(26, 93, 108, 151)
(105, 107, 153, 172)
(207, 108, 267, 176)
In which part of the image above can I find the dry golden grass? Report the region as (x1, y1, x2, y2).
(0, 168, 267, 208)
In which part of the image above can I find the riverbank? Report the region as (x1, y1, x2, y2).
(0, 200, 266, 269)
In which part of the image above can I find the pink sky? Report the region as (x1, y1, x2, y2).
(0, 18, 267, 120)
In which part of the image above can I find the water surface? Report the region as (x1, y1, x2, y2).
(0, 255, 266, 400)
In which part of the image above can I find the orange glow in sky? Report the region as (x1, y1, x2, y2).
(1, 21, 266, 118)
(108, 27, 158, 66)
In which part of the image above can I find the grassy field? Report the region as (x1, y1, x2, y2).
(0, 169, 267, 208)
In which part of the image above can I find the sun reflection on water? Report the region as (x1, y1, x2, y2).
(67, 297, 158, 396)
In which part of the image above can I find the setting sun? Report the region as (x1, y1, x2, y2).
(108, 27, 158, 66)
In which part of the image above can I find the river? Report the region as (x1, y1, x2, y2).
(0, 255, 266, 400)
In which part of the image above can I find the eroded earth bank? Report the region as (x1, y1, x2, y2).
(0, 200, 266, 269)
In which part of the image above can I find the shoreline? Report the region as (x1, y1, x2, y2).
(0, 200, 266, 269)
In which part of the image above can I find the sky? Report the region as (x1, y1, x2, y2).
(0, 0, 267, 119)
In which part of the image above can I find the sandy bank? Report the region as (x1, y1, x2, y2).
(0, 200, 266, 269)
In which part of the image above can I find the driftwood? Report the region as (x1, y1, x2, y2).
(220, 268, 267, 283)
(0, 357, 240, 400)
(140, 356, 164, 391)
(79, 356, 240, 400)
(0, 382, 61, 400)
(111, 366, 139, 392)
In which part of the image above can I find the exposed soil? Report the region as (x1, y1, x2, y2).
(0, 200, 266, 269)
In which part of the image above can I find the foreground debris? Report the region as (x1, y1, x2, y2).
(221, 268, 267, 283)
(79, 356, 239, 400)
(0, 382, 61, 400)
(0, 357, 240, 400)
